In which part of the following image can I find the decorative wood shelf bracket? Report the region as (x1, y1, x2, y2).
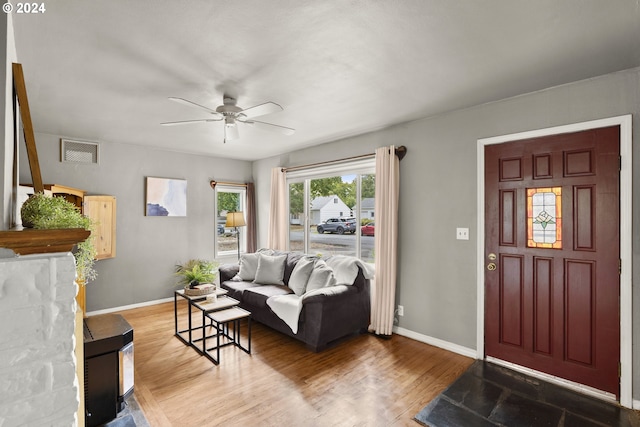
(13, 62, 43, 193)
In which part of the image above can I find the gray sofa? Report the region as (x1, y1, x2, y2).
(219, 251, 371, 352)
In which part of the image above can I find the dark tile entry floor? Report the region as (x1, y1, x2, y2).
(415, 361, 640, 427)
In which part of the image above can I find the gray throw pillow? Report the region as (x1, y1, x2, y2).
(253, 253, 287, 285)
(288, 256, 316, 296)
(305, 260, 336, 292)
(237, 253, 260, 281)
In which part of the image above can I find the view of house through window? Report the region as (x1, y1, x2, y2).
(216, 186, 246, 257)
(288, 171, 375, 262)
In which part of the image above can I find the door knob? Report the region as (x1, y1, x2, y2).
(487, 262, 496, 271)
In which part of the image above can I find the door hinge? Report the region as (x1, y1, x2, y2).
(619, 156, 623, 171)
(619, 362, 622, 378)
(619, 259, 622, 275)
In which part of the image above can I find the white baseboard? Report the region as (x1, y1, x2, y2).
(634, 399, 640, 410)
(86, 297, 173, 317)
(393, 326, 477, 359)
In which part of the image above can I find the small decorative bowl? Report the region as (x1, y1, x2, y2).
(183, 284, 216, 296)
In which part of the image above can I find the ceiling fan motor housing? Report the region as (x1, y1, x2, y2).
(216, 97, 243, 125)
(217, 97, 242, 113)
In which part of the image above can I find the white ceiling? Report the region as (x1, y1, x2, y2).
(11, 0, 640, 161)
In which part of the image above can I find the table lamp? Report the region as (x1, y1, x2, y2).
(225, 211, 246, 260)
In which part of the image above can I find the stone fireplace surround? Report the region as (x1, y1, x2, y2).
(0, 250, 79, 425)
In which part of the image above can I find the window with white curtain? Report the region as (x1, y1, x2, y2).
(287, 158, 375, 262)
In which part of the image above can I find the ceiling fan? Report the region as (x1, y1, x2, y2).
(161, 95, 295, 142)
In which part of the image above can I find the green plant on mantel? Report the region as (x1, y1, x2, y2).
(20, 192, 97, 282)
(175, 259, 219, 288)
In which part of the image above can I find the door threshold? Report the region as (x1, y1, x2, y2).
(486, 356, 617, 404)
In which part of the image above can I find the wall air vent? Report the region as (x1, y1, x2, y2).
(61, 139, 99, 164)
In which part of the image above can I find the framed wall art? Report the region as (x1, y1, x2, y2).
(145, 177, 187, 216)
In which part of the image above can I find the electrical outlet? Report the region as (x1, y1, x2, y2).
(456, 227, 469, 240)
(397, 305, 404, 316)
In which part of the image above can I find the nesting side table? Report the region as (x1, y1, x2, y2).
(194, 303, 252, 364)
(174, 290, 252, 364)
(173, 288, 228, 346)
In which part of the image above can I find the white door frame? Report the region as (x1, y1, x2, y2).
(476, 115, 633, 408)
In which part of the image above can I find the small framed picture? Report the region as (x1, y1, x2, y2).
(145, 177, 187, 216)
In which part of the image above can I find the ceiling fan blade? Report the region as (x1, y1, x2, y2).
(225, 123, 240, 140)
(160, 118, 222, 126)
(168, 97, 223, 117)
(241, 101, 284, 119)
(244, 120, 295, 136)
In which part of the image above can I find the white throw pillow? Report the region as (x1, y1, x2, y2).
(288, 256, 316, 296)
(325, 255, 360, 285)
(305, 260, 336, 292)
(237, 253, 260, 281)
(253, 253, 287, 285)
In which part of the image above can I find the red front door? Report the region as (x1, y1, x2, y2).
(484, 126, 620, 396)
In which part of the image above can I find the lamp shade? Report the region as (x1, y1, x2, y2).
(225, 211, 246, 227)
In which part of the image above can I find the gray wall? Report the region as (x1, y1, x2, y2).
(253, 67, 640, 394)
(19, 132, 252, 311)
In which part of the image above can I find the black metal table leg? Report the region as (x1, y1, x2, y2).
(174, 291, 191, 346)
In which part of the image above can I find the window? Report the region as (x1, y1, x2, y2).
(287, 158, 375, 262)
(527, 187, 562, 249)
(216, 186, 247, 257)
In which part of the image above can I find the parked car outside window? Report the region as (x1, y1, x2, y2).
(316, 218, 356, 235)
(361, 223, 375, 236)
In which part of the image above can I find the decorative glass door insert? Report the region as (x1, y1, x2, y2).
(527, 187, 562, 248)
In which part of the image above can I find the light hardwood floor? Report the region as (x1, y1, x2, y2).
(116, 301, 473, 427)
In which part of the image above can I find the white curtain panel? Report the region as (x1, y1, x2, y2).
(267, 167, 288, 250)
(370, 145, 400, 336)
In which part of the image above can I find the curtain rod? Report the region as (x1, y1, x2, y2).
(282, 145, 406, 173)
(209, 180, 248, 190)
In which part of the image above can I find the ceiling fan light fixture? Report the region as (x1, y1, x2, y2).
(225, 120, 240, 140)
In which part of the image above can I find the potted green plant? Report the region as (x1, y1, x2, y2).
(20, 192, 97, 282)
(175, 259, 219, 293)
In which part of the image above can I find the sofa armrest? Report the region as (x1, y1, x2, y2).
(219, 263, 240, 283)
(302, 285, 356, 303)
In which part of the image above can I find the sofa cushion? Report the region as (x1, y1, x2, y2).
(221, 280, 258, 301)
(243, 284, 292, 308)
(254, 253, 287, 285)
(237, 253, 260, 281)
(305, 260, 336, 292)
(283, 252, 305, 285)
(288, 256, 316, 296)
